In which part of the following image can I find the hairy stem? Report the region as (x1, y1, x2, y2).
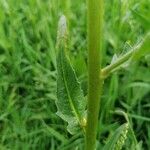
(86, 0, 103, 150)
(101, 33, 150, 79)
(101, 50, 133, 78)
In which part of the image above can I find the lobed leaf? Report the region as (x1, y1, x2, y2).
(56, 15, 86, 134)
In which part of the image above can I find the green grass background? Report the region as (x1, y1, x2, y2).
(0, 0, 149, 149)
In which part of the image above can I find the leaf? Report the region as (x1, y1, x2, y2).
(42, 121, 68, 143)
(111, 54, 118, 64)
(56, 15, 86, 134)
(132, 33, 150, 61)
(135, 141, 143, 150)
(132, 10, 150, 30)
(56, 15, 68, 50)
(103, 123, 129, 150)
(0, 55, 5, 63)
(56, 47, 86, 134)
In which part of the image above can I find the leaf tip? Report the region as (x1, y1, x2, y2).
(57, 15, 68, 48)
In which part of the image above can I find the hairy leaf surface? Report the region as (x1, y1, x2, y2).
(56, 46, 86, 134)
(56, 15, 86, 135)
(132, 33, 150, 61)
(103, 123, 129, 150)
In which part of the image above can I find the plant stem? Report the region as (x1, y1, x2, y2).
(101, 50, 133, 79)
(86, 0, 103, 150)
(101, 33, 150, 79)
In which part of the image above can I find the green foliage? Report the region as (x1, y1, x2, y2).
(56, 16, 86, 134)
(132, 33, 150, 61)
(0, 0, 149, 149)
(56, 43, 86, 134)
(103, 123, 129, 150)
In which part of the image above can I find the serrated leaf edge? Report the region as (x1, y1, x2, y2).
(56, 48, 85, 129)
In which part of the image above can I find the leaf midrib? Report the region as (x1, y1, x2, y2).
(60, 49, 81, 124)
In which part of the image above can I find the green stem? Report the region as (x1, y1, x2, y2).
(101, 34, 149, 79)
(86, 0, 103, 150)
(101, 50, 133, 79)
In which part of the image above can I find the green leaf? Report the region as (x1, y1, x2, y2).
(0, 55, 5, 63)
(135, 141, 143, 150)
(56, 47, 86, 134)
(56, 15, 86, 135)
(132, 10, 150, 30)
(103, 123, 129, 150)
(132, 33, 150, 61)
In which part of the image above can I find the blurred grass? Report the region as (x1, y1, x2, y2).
(0, 0, 149, 149)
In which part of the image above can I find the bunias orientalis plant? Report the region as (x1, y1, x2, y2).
(55, 1, 150, 150)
